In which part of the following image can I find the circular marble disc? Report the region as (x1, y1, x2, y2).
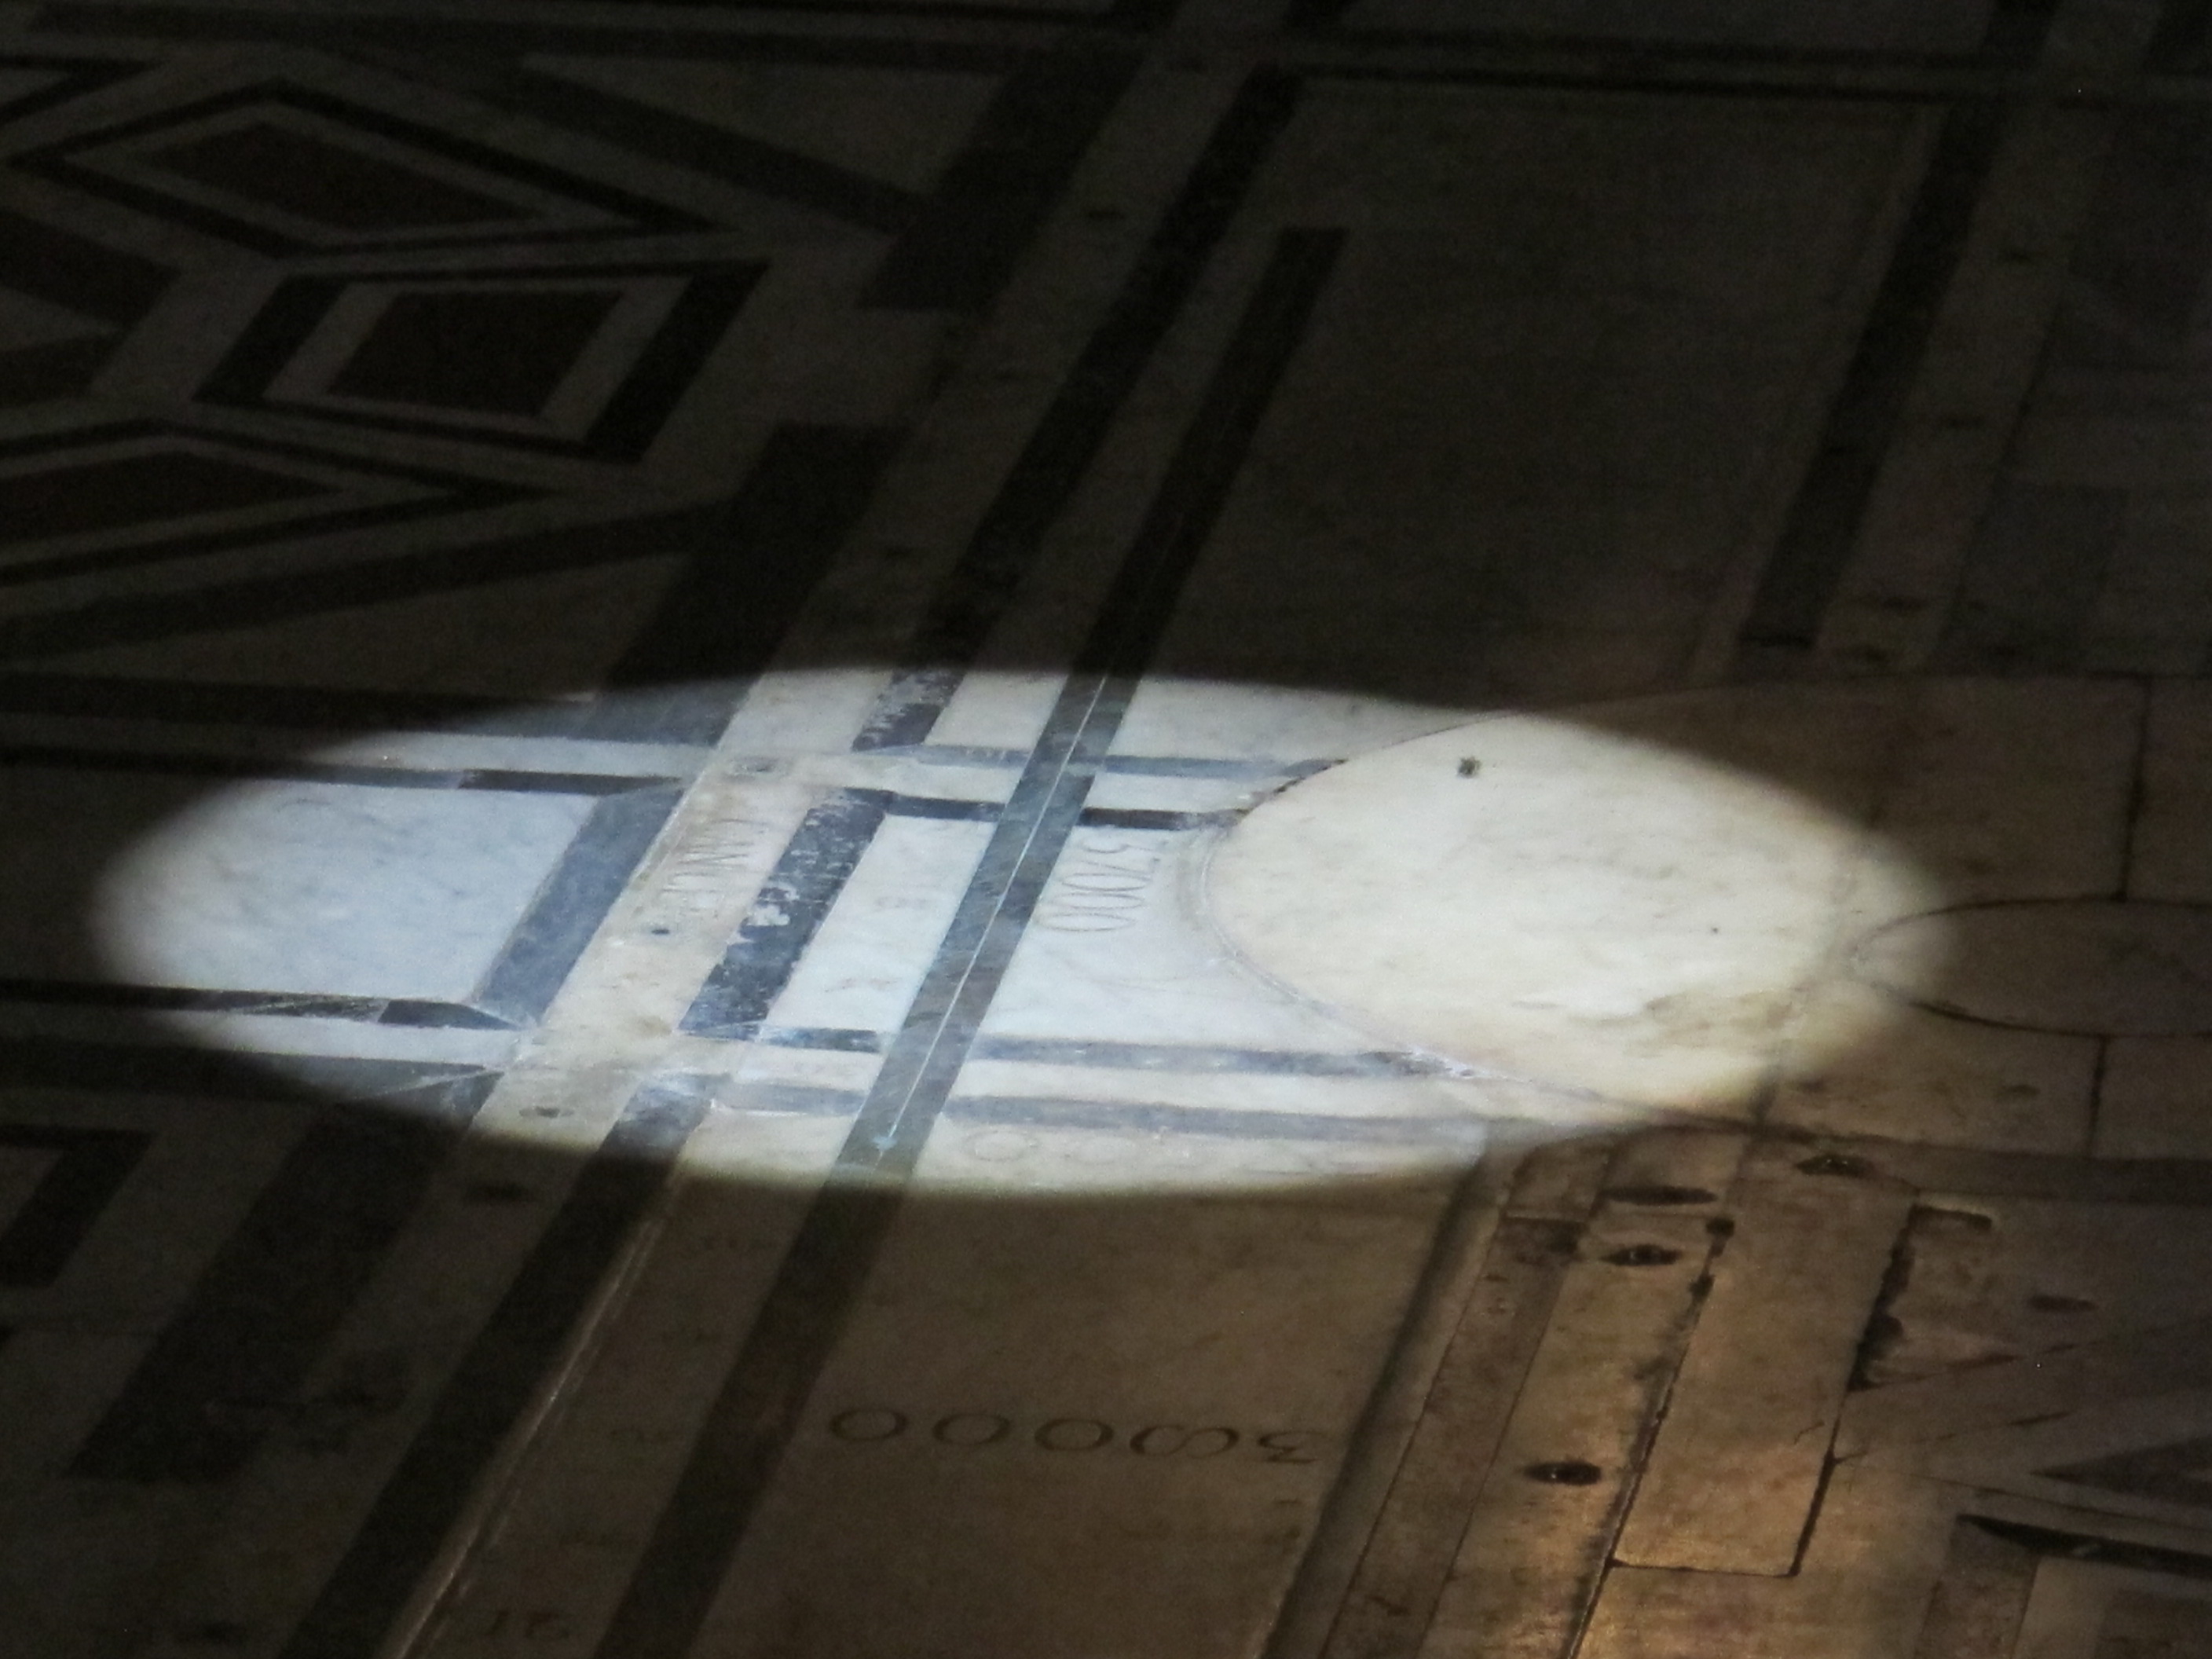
(1204, 686, 1946, 1117)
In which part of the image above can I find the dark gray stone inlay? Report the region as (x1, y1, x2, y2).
(329, 288, 622, 416)
(145, 122, 522, 230)
(1, 449, 325, 542)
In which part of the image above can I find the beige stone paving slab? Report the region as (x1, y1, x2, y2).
(2096, 1038, 2212, 1159)
(2089, 1588, 2212, 1657)
(1362, 1118, 1741, 1659)
(1580, 1463, 1956, 1659)
(1614, 1141, 1913, 1576)
(1870, 678, 2141, 907)
(927, 1110, 1478, 1199)
(1818, 109, 2119, 674)
(1273, 1160, 1518, 1659)
(687, 1158, 1459, 1659)
(1502, 1136, 1622, 1223)
(1771, 987, 2101, 1155)
(2015, 1556, 2212, 1658)
(1319, 1209, 1579, 1659)
(1910, 1518, 2041, 1659)
(1415, 1204, 1719, 1659)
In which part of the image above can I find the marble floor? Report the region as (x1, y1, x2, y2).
(2, 0, 2212, 1654)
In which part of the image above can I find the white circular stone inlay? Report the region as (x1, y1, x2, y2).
(1205, 686, 1947, 1117)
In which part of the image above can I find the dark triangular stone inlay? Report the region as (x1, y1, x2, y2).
(16, 82, 709, 255)
(2042, 1435, 2212, 1511)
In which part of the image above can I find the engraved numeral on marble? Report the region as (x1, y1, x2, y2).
(826, 1407, 1325, 1464)
(1035, 835, 1163, 932)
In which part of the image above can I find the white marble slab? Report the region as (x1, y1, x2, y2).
(762, 813, 992, 1036)
(97, 778, 595, 1001)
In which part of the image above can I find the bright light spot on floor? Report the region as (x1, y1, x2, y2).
(91, 676, 1946, 1191)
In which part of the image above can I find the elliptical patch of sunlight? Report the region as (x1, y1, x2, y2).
(93, 674, 1946, 1193)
